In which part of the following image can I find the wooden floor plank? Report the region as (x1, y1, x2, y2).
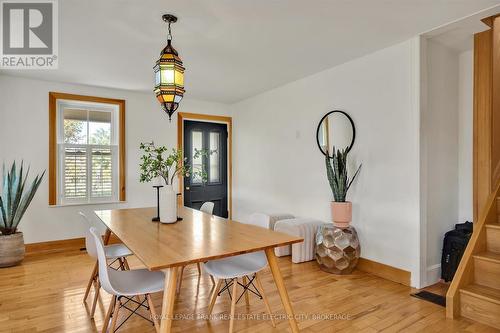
(0, 250, 496, 332)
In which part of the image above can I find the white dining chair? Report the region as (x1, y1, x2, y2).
(89, 227, 165, 333)
(79, 212, 133, 319)
(178, 201, 216, 292)
(200, 201, 215, 214)
(204, 213, 275, 333)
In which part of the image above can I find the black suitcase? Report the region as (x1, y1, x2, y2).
(441, 222, 473, 282)
(454, 221, 473, 233)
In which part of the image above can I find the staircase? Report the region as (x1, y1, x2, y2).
(446, 12, 500, 327)
(461, 222, 500, 328)
(447, 187, 500, 328)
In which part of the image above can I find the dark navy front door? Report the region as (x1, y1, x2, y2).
(183, 120, 228, 218)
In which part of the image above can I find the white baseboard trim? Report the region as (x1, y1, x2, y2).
(425, 264, 441, 286)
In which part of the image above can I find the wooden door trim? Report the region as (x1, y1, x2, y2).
(177, 112, 233, 218)
(473, 30, 493, 222)
(491, 16, 500, 188)
(482, 14, 500, 28)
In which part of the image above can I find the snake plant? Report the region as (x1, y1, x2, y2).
(325, 147, 361, 202)
(0, 161, 45, 235)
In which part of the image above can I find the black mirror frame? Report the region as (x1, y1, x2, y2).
(316, 110, 356, 157)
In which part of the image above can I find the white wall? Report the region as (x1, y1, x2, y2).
(420, 40, 473, 286)
(458, 50, 474, 223)
(0, 75, 231, 243)
(421, 40, 459, 284)
(232, 39, 422, 286)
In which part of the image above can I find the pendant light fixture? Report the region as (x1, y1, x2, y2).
(154, 14, 185, 121)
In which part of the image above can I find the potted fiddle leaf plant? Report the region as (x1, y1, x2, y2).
(325, 147, 361, 228)
(139, 142, 206, 223)
(0, 161, 44, 267)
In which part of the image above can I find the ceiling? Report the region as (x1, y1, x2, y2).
(424, 5, 500, 52)
(2, 0, 500, 103)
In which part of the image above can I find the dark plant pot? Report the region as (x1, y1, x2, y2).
(0, 232, 25, 268)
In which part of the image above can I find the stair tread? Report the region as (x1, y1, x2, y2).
(474, 251, 500, 263)
(461, 284, 500, 304)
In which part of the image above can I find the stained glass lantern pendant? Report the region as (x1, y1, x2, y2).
(154, 14, 185, 121)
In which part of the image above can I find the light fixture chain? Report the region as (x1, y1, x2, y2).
(167, 21, 172, 41)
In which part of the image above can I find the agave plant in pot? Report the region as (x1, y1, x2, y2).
(0, 162, 44, 267)
(325, 147, 361, 228)
(139, 142, 205, 223)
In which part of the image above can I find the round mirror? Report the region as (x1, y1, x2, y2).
(316, 110, 355, 157)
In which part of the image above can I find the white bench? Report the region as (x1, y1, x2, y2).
(247, 213, 295, 229)
(274, 218, 325, 263)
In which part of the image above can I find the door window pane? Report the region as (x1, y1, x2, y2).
(192, 131, 203, 184)
(209, 132, 220, 183)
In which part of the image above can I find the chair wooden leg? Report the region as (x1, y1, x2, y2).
(196, 262, 201, 275)
(146, 294, 160, 333)
(255, 273, 275, 327)
(229, 278, 238, 333)
(110, 297, 121, 332)
(90, 279, 100, 319)
(118, 258, 126, 271)
(103, 228, 112, 245)
(84, 262, 98, 302)
(122, 257, 131, 270)
(208, 279, 223, 315)
(101, 295, 116, 333)
(243, 276, 250, 306)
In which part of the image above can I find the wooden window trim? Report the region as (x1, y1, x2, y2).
(48, 92, 126, 205)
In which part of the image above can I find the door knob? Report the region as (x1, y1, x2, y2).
(185, 187, 190, 190)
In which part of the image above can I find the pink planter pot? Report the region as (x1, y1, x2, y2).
(331, 201, 352, 228)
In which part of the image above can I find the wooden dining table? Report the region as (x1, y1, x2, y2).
(95, 206, 303, 333)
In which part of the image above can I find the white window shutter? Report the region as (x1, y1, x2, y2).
(90, 146, 114, 198)
(63, 146, 87, 199)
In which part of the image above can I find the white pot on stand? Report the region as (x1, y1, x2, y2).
(159, 184, 177, 223)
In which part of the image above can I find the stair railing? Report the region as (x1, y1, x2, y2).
(446, 180, 500, 318)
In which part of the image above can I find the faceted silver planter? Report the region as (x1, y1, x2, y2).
(315, 224, 360, 274)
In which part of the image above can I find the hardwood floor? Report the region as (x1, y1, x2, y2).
(421, 282, 450, 297)
(0, 250, 497, 333)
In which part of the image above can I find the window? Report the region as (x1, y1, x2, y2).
(209, 131, 220, 183)
(191, 131, 203, 184)
(49, 93, 125, 205)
